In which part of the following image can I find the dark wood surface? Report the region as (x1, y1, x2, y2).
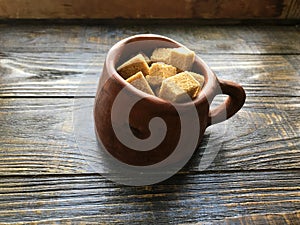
(0, 23, 299, 224)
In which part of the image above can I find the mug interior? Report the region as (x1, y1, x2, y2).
(106, 34, 214, 106)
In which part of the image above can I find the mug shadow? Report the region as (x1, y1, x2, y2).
(73, 97, 227, 185)
(72, 97, 230, 223)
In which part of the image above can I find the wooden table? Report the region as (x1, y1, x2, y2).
(0, 22, 299, 224)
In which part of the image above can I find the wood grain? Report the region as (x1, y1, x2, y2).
(0, 96, 298, 175)
(287, 0, 300, 18)
(0, 0, 294, 19)
(200, 211, 300, 225)
(0, 41, 299, 96)
(0, 171, 298, 224)
(0, 25, 299, 54)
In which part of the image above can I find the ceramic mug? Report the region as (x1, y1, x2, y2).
(94, 34, 246, 167)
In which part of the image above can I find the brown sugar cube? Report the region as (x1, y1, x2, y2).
(146, 62, 177, 87)
(126, 71, 154, 95)
(186, 71, 205, 88)
(169, 47, 195, 71)
(117, 54, 150, 79)
(158, 72, 200, 103)
(151, 47, 195, 71)
(145, 75, 163, 88)
(150, 48, 171, 63)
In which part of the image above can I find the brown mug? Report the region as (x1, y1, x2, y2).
(94, 34, 246, 167)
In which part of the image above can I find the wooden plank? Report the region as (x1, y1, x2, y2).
(0, 23, 298, 225)
(0, 25, 299, 54)
(0, 98, 90, 175)
(0, 0, 293, 19)
(287, 0, 300, 18)
(204, 211, 300, 225)
(1, 53, 299, 97)
(0, 171, 298, 224)
(0, 97, 298, 175)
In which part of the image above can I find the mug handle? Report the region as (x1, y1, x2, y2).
(207, 78, 246, 127)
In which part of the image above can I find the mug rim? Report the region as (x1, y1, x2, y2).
(105, 34, 217, 108)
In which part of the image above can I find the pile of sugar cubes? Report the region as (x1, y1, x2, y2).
(117, 47, 204, 103)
